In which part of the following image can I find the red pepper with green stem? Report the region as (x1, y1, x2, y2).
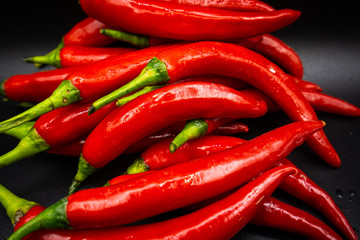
(24, 45, 136, 68)
(0, 43, 181, 134)
(80, 0, 300, 42)
(69, 81, 268, 193)
(90, 41, 340, 167)
(8, 120, 323, 240)
(123, 134, 356, 240)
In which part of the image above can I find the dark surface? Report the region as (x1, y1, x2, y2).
(0, 1, 359, 239)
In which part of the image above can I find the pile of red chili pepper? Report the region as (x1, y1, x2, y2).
(0, 0, 359, 239)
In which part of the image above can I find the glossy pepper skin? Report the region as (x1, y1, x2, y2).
(99, 41, 338, 166)
(1, 66, 83, 102)
(249, 34, 304, 78)
(80, 0, 300, 41)
(10, 167, 294, 240)
(7, 121, 323, 240)
(123, 134, 356, 240)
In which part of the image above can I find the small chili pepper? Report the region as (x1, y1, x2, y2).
(8, 120, 322, 240)
(4, 167, 296, 240)
(1, 66, 83, 102)
(91, 41, 340, 167)
(251, 197, 343, 240)
(69, 82, 268, 193)
(80, 0, 300, 41)
(249, 34, 304, 78)
(124, 132, 357, 239)
(0, 43, 180, 134)
(24, 45, 135, 68)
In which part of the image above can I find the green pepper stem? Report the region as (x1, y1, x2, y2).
(126, 157, 150, 174)
(100, 28, 150, 48)
(0, 128, 50, 168)
(7, 197, 69, 240)
(88, 57, 170, 115)
(68, 155, 98, 195)
(24, 39, 64, 68)
(0, 79, 81, 133)
(116, 85, 164, 107)
(4, 121, 35, 140)
(170, 119, 208, 153)
(0, 184, 38, 225)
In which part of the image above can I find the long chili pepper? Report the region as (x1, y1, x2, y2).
(24, 45, 135, 68)
(1, 66, 83, 102)
(69, 82, 268, 193)
(8, 121, 322, 240)
(0, 100, 118, 168)
(169, 117, 241, 153)
(0, 44, 181, 134)
(249, 34, 304, 78)
(79, 0, 300, 41)
(5, 167, 295, 240)
(91, 41, 341, 167)
(124, 134, 357, 240)
(252, 197, 343, 240)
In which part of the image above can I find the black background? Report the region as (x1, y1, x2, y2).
(0, 1, 359, 239)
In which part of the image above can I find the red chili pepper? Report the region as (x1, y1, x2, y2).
(69, 82, 268, 193)
(92, 41, 340, 167)
(251, 197, 343, 240)
(24, 45, 135, 68)
(0, 100, 118, 168)
(1, 66, 83, 102)
(249, 34, 304, 78)
(9, 121, 322, 240)
(0, 43, 181, 134)
(123, 134, 356, 240)
(80, 0, 300, 41)
(5, 167, 295, 240)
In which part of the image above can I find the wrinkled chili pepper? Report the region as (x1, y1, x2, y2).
(1, 66, 83, 102)
(0, 100, 118, 168)
(80, 0, 300, 41)
(24, 45, 135, 68)
(8, 120, 323, 240)
(91, 41, 340, 167)
(0, 43, 181, 133)
(123, 134, 356, 239)
(69, 82, 268, 193)
(249, 34, 304, 78)
(4, 167, 295, 240)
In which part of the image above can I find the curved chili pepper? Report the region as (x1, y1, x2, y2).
(0, 44, 180, 134)
(92, 41, 340, 167)
(251, 197, 343, 240)
(124, 133, 356, 240)
(6, 167, 295, 240)
(80, 0, 300, 41)
(211, 121, 250, 135)
(249, 34, 304, 78)
(8, 121, 322, 240)
(24, 45, 135, 68)
(0, 100, 118, 168)
(69, 82, 268, 193)
(1, 66, 83, 102)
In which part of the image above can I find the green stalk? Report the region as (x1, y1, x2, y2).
(68, 155, 98, 195)
(0, 184, 38, 225)
(0, 79, 6, 97)
(100, 28, 150, 48)
(116, 85, 164, 107)
(0, 79, 81, 133)
(88, 57, 170, 115)
(0, 128, 50, 168)
(7, 197, 70, 240)
(126, 157, 149, 174)
(24, 39, 64, 68)
(169, 119, 208, 153)
(4, 121, 35, 140)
